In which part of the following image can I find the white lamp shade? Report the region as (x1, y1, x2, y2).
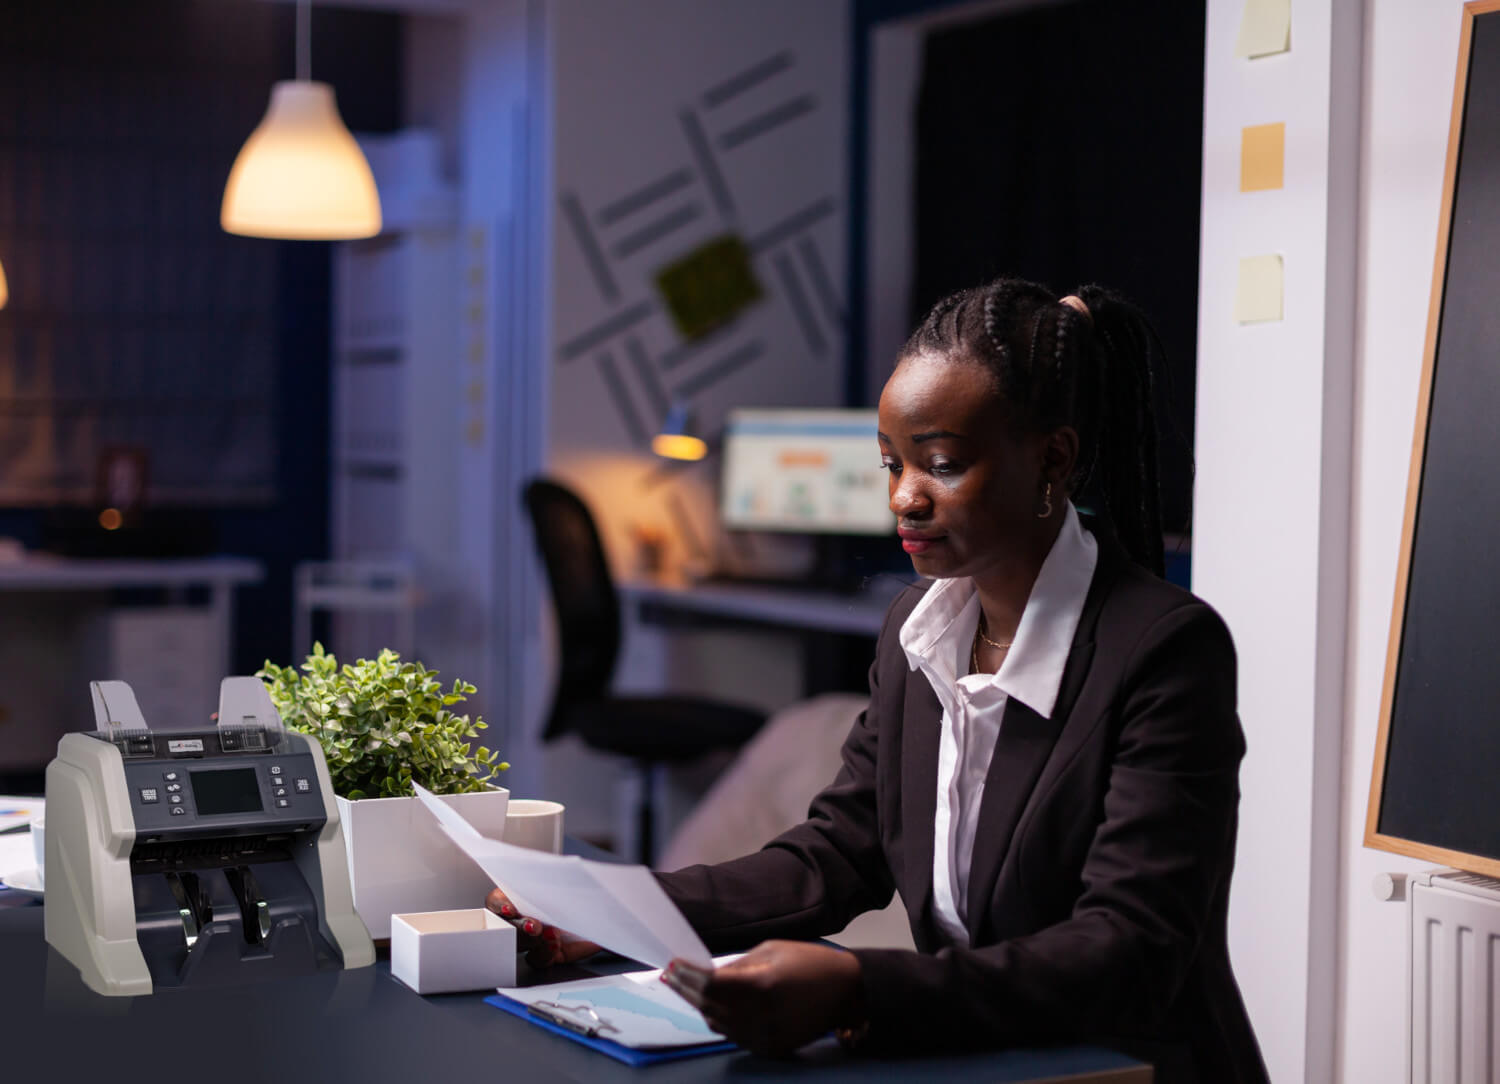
(221, 80, 381, 240)
(0, 256, 7, 309)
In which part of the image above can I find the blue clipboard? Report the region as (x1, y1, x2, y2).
(484, 992, 737, 1067)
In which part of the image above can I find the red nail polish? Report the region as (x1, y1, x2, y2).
(499, 903, 516, 917)
(523, 919, 540, 936)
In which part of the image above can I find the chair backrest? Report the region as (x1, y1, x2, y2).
(521, 478, 621, 739)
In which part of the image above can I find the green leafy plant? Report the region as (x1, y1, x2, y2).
(258, 643, 508, 800)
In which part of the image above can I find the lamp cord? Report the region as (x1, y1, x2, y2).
(296, 0, 310, 81)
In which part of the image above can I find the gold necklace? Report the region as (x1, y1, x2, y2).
(970, 613, 1014, 674)
(976, 613, 1013, 650)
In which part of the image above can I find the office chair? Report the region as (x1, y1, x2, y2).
(522, 477, 767, 864)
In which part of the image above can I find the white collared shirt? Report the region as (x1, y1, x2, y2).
(898, 502, 1098, 944)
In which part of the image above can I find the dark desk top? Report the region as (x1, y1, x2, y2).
(0, 887, 1146, 1083)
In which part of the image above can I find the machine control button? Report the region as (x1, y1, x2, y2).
(274, 786, 287, 797)
(294, 778, 311, 793)
(139, 787, 159, 803)
(163, 771, 179, 782)
(276, 798, 290, 808)
(171, 806, 187, 816)
(165, 783, 181, 793)
(269, 765, 282, 775)
(168, 795, 183, 805)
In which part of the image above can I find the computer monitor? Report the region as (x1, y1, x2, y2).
(719, 408, 895, 535)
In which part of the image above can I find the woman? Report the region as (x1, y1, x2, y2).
(490, 277, 1267, 1082)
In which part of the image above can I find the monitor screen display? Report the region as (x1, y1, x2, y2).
(719, 408, 895, 535)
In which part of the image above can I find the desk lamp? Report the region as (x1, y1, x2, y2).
(651, 403, 706, 461)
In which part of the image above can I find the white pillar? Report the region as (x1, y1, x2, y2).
(1193, 1, 1361, 1080)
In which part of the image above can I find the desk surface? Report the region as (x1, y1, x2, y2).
(0, 874, 1147, 1083)
(621, 574, 915, 638)
(0, 554, 264, 590)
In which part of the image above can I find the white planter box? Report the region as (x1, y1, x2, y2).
(337, 787, 509, 939)
(390, 908, 517, 994)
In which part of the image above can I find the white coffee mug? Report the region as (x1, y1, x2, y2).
(501, 800, 565, 854)
(31, 814, 45, 888)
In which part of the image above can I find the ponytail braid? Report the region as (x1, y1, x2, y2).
(1078, 283, 1165, 577)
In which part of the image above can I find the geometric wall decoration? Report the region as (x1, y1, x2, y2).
(554, 46, 846, 450)
(548, 0, 849, 577)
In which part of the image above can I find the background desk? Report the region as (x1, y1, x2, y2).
(0, 556, 263, 785)
(619, 575, 912, 704)
(620, 575, 910, 639)
(0, 878, 1148, 1083)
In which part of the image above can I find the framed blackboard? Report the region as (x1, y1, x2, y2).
(1366, 0, 1500, 878)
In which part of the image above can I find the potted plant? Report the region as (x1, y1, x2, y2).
(259, 643, 509, 939)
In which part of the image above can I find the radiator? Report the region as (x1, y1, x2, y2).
(1409, 869, 1500, 1084)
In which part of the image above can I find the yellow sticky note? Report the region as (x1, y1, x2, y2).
(1240, 123, 1285, 192)
(1234, 254, 1283, 324)
(1235, 0, 1291, 59)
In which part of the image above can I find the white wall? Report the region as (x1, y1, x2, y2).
(547, 0, 850, 576)
(539, 0, 851, 845)
(413, 0, 551, 808)
(1195, 2, 1359, 1079)
(1200, 1, 1478, 1080)
(1337, 4, 1468, 1082)
(396, 0, 852, 850)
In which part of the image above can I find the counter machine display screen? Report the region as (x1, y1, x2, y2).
(189, 768, 264, 815)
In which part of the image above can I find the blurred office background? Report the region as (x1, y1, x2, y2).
(0, 1, 1468, 1080)
(0, 0, 1204, 842)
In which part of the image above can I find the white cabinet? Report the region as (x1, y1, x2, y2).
(331, 228, 459, 568)
(322, 225, 461, 668)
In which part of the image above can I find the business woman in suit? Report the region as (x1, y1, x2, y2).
(491, 277, 1268, 1082)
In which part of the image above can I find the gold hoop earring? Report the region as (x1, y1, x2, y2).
(1037, 482, 1053, 519)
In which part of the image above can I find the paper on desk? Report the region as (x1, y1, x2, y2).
(0, 833, 33, 877)
(0, 796, 43, 834)
(496, 955, 743, 1049)
(413, 784, 711, 969)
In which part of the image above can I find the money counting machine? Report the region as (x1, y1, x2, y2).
(45, 677, 374, 996)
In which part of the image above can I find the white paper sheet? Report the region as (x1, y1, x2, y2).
(0, 832, 34, 878)
(413, 784, 711, 969)
(496, 955, 742, 1049)
(0, 796, 43, 834)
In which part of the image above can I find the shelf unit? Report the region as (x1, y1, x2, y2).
(318, 210, 460, 666)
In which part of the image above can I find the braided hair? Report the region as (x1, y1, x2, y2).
(900, 276, 1166, 577)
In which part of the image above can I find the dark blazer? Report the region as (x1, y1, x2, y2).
(657, 532, 1268, 1083)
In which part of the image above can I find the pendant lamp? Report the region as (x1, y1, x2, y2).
(221, 0, 381, 239)
(0, 257, 7, 310)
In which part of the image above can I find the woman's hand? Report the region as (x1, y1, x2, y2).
(661, 940, 865, 1058)
(483, 887, 601, 969)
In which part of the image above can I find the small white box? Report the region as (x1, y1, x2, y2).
(390, 909, 517, 994)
